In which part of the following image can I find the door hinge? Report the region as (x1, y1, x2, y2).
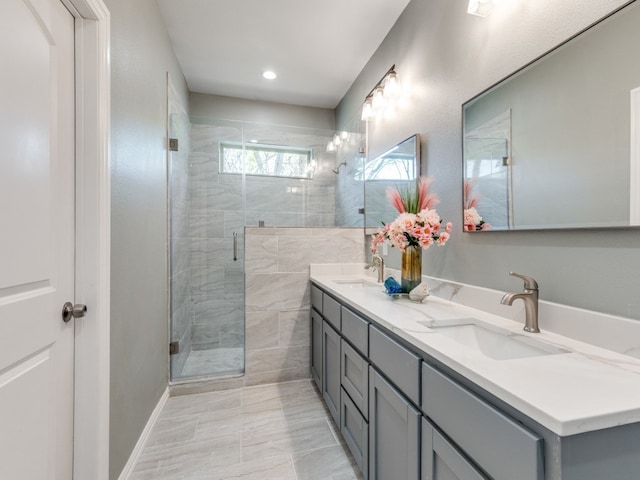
(169, 341, 179, 355)
(169, 138, 179, 151)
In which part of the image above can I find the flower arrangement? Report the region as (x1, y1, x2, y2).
(463, 180, 491, 231)
(371, 176, 452, 253)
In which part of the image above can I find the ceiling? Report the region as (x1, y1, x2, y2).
(156, 0, 412, 109)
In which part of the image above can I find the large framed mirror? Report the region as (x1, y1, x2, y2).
(463, 0, 640, 231)
(364, 134, 420, 232)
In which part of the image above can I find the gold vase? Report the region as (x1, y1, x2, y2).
(401, 245, 422, 293)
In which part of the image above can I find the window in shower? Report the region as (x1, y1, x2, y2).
(220, 141, 314, 179)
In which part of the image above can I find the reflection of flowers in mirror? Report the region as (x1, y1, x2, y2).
(463, 180, 491, 231)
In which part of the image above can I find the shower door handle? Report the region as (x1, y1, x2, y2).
(233, 232, 238, 261)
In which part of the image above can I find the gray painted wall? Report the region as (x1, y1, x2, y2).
(106, 0, 189, 477)
(190, 92, 335, 130)
(337, 0, 640, 321)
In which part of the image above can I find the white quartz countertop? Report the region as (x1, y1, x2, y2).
(311, 269, 640, 437)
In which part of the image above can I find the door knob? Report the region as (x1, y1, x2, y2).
(62, 302, 87, 323)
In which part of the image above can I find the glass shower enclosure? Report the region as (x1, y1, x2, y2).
(168, 113, 360, 382)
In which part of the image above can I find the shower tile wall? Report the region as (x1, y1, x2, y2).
(189, 124, 245, 358)
(187, 122, 340, 368)
(168, 85, 192, 377)
(244, 227, 366, 386)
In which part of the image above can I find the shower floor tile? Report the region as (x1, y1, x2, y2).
(180, 347, 244, 378)
(129, 379, 362, 480)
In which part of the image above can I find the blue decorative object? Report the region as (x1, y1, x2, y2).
(383, 276, 404, 294)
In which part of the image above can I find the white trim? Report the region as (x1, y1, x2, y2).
(64, 0, 111, 479)
(117, 388, 170, 480)
(631, 87, 640, 225)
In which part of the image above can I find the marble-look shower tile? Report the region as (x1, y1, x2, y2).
(190, 322, 220, 348)
(293, 444, 363, 480)
(244, 234, 278, 273)
(190, 265, 225, 295)
(279, 310, 311, 347)
(180, 348, 244, 378)
(191, 183, 243, 216)
(245, 273, 310, 312)
(189, 211, 225, 239)
(244, 345, 310, 375)
(276, 235, 313, 273)
(191, 238, 228, 267)
(241, 418, 337, 461)
(192, 294, 244, 325)
(220, 320, 244, 348)
(224, 266, 244, 294)
(245, 311, 279, 350)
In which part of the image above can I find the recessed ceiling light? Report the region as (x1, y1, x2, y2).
(262, 70, 277, 80)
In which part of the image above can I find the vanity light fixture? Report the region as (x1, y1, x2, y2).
(361, 64, 399, 121)
(262, 70, 277, 80)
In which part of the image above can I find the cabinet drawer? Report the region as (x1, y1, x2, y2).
(422, 363, 543, 480)
(369, 326, 420, 405)
(323, 294, 341, 330)
(311, 284, 323, 313)
(341, 339, 368, 419)
(341, 387, 369, 479)
(341, 306, 369, 356)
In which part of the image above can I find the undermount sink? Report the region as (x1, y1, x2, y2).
(332, 278, 379, 288)
(419, 318, 568, 361)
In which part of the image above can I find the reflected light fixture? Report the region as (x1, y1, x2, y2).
(361, 65, 398, 121)
(262, 70, 277, 80)
(467, 0, 501, 17)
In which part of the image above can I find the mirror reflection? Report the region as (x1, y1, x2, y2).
(364, 134, 420, 231)
(463, 0, 640, 231)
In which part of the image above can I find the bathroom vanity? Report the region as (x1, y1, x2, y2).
(310, 265, 640, 480)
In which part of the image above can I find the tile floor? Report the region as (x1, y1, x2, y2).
(129, 379, 363, 479)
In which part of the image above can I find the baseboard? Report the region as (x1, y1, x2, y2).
(117, 387, 169, 480)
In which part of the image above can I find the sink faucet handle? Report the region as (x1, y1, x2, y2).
(509, 272, 538, 290)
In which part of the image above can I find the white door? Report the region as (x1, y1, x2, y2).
(0, 0, 76, 478)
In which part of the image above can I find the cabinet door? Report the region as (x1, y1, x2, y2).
(422, 418, 488, 480)
(341, 339, 368, 419)
(311, 308, 323, 391)
(322, 320, 341, 425)
(369, 367, 420, 480)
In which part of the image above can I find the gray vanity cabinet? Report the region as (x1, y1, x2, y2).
(422, 363, 543, 480)
(369, 366, 420, 480)
(310, 307, 323, 391)
(322, 319, 341, 426)
(422, 418, 489, 480)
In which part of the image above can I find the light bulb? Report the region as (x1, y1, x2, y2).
(372, 86, 385, 110)
(361, 98, 374, 121)
(385, 71, 398, 95)
(327, 141, 336, 152)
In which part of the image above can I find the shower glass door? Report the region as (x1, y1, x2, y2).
(170, 116, 246, 381)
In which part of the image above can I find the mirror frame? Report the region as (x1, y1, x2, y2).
(462, 0, 640, 232)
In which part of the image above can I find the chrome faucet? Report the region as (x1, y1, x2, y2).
(367, 254, 385, 283)
(500, 272, 540, 333)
